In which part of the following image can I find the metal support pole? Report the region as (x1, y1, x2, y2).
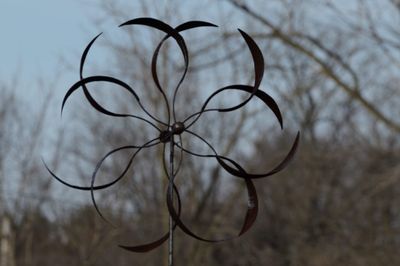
(168, 136, 174, 266)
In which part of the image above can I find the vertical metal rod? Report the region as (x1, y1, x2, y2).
(168, 136, 174, 266)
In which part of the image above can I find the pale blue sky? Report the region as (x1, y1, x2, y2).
(0, 1, 92, 86)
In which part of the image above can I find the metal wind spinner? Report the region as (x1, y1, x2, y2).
(45, 17, 299, 264)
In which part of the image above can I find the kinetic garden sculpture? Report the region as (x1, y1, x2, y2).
(44, 17, 299, 265)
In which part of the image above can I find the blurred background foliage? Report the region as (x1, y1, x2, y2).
(1, 0, 400, 265)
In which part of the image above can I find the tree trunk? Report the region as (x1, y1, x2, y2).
(1, 215, 15, 266)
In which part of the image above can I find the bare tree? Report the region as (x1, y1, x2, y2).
(6, 0, 400, 265)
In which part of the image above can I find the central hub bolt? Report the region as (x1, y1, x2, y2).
(171, 122, 185, 135)
(159, 122, 185, 143)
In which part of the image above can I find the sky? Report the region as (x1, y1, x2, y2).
(0, 1, 92, 93)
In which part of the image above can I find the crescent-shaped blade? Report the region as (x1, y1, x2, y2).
(61, 75, 139, 115)
(216, 28, 264, 113)
(187, 84, 283, 130)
